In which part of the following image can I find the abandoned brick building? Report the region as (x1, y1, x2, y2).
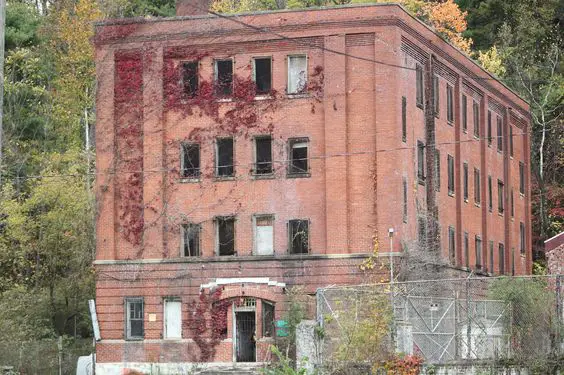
(93, 0, 532, 371)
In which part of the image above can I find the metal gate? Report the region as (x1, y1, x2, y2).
(236, 312, 256, 362)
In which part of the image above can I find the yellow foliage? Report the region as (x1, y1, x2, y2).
(425, 0, 473, 54)
(478, 46, 507, 77)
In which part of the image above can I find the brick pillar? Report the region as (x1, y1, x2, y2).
(323, 34, 348, 254)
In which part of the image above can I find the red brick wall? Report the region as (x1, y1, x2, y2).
(94, 3, 532, 364)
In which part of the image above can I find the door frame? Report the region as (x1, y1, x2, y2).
(232, 301, 257, 363)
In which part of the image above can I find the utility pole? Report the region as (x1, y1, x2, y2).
(0, 0, 6, 186)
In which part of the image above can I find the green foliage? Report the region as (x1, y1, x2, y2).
(101, 0, 176, 17)
(261, 345, 309, 375)
(6, 1, 41, 50)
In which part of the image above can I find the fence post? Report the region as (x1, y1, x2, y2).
(58, 336, 62, 375)
(556, 275, 563, 356)
(454, 288, 460, 360)
(466, 278, 471, 360)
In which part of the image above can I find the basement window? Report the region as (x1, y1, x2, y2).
(125, 297, 144, 340)
(216, 137, 234, 177)
(288, 138, 309, 176)
(289, 219, 309, 254)
(254, 136, 273, 175)
(287, 55, 307, 94)
(262, 301, 275, 337)
(215, 59, 233, 97)
(181, 143, 200, 179)
(216, 216, 235, 256)
(253, 57, 272, 95)
(254, 215, 274, 255)
(182, 61, 199, 98)
(182, 223, 200, 257)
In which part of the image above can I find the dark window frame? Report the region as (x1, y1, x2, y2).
(215, 137, 235, 177)
(448, 226, 456, 265)
(475, 235, 482, 270)
(214, 58, 234, 97)
(182, 223, 201, 257)
(402, 96, 407, 142)
(509, 125, 514, 157)
(519, 162, 525, 195)
(488, 175, 493, 212)
(180, 142, 201, 179)
(489, 241, 494, 275)
(447, 154, 454, 196)
(497, 116, 503, 152)
(402, 177, 408, 223)
(487, 110, 492, 146)
(288, 137, 309, 177)
(262, 301, 275, 337)
(435, 149, 441, 191)
(499, 243, 505, 275)
(464, 231, 469, 269)
(473, 101, 480, 138)
(433, 74, 440, 117)
(446, 84, 454, 124)
(125, 297, 144, 340)
(474, 168, 481, 205)
(462, 95, 467, 132)
(463, 162, 469, 202)
(288, 219, 310, 254)
(520, 222, 526, 255)
(253, 57, 272, 95)
(416, 64, 424, 108)
(254, 135, 273, 175)
(216, 216, 236, 256)
(417, 140, 425, 184)
(498, 179, 504, 214)
(182, 61, 199, 98)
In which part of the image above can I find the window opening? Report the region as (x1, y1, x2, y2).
(463, 162, 469, 201)
(433, 75, 439, 116)
(402, 96, 407, 142)
(289, 138, 308, 175)
(446, 84, 454, 123)
(489, 241, 494, 274)
(488, 175, 493, 212)
(519, 162, 525, 194)
(474, 168, 481, 204)
(402, 177, 408, 223)
(448, 226, 456, 265)
(182, 61, 199, 98)
(464, 232, 469, 268)
(253, 57, 272, 94)
(473, 101, 480, 137)
(416, 64, 423, 108)
(217, 216, 235, 255)
(417, 141, 425, 183)
(215, 59, 233, 96)
(181, 143, 200, 178)
(498, 179, 504, 214)
(435, 149, 441, 191)
(255, 136, 273, 175)
(475, 236, 482, 270)
(497, 116, 503, 152)
(509, 125, 514, 157)
(447, 154, 454, 195)
(182, 223, 200, 257)
(520, 222, 526, 255)
(462, 95, 467, 132)
(289, 219, 309, 254)
(262, 301, 275, 337)
(216, 137, 234, 177)
(499, 243, 505, 275)
(126, 298, 144, 339)
(255, 215, 274, 255)
(288, 55, 307, 94)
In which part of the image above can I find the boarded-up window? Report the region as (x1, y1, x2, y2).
(216, 216, 235, 256)
(215, 59, 233, 96)
(254, 57, 272, 94)
(181, 143, 200, 178)
(289, 220, 309, 254)
(289, 138, 308, 175)
(216, 138, 234, 177)
(182, 61, 199, 98)
(255, 136, 273, 175)
(164, 299, 182, 339)
(287, 55, 307, 94)
(262, 301, 275, 337)
(182, 223, 200, 257)
(125, 298, 143, 339)
(255, 216, 274, 255)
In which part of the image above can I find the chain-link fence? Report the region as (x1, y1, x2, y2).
(0, 338, 93, 375)
(316, 275, 563, 373)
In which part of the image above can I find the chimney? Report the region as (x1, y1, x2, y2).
(176, 0, 213, 16)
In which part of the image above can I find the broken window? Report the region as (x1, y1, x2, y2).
(435, 149, 441, 191)
(448, 226, 456, 265)
(416, 64, 423, 108)
(216, 216, 235, 256)
(254, 215, 274, 255)
(509, 125, 514, 157)
(402, 96, 407, 142)
(181, 143, 200, 178)
(433, 75, 439, 116)
(462, 95, 467, 132)
(262, 301, 275, 337)
(402, 177, 408, 223)
(487, 111, 492, 146)
(447, 154, 454, 195)
(125, 297, 144, 339)
(254, 136, 273, 175)
(446, 84, 454, 123)
(289, 219, 309, 254)
(288, 138, 309, 175)
(473, 101, 480, 137)
(519, 162, 525, 194)
(497, 116, 503, 152)
(417, 141, 425, 183)
(488, 175, 493, 212)
(475, 236, 482, 270)
(182, 61, 199, 98)
(474, 168, 481, 204)
(287, 55, 307, 94)
(463, 162, 469, 201)
(215, 59, 233, 97)
(499, 243, 505, 275)
(464, 232, 469, 268)
(164, 298, 182, 339)
(254, 57, 272, 95)
(216, 137, 234, 177)
(498, 179, 504, 214)
(182, 223, 200, 257)
(520, 222, 526, 256)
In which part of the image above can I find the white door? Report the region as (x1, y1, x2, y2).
(164, 300, 182, 339)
